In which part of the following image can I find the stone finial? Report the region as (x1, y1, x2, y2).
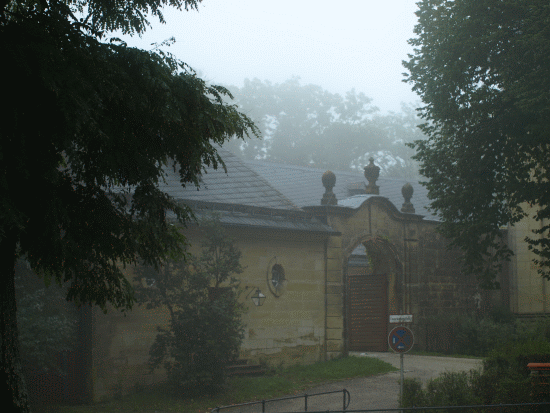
(364, 157, 380, 195)
(321, 170, 337, 205)
(401, 182, 415, 213)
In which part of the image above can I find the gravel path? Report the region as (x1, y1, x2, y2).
(220, 352, 482, 413)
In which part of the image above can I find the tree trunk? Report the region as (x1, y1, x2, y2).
(1, 230, 31, 413)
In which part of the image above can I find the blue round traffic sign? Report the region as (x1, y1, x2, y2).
(388, 326, 414, 353)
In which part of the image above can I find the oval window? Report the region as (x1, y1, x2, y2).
(270, 264, 285, 296)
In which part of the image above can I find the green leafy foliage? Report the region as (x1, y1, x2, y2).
(403, 0, 550, 287)
(2, 0, 258, 314)
(477, 341, 550, 406)
(134, 215, 245, 396)
(15, 259, 78, 375)
(401, 341, 550, 410)
(224, 77, 424, 179)
(401, 371, 483, 412)
(419, 310, 550, 357)
(1, 1, 258, 411)
(401, 377, 427, 409)
(4, 0, 201, 36)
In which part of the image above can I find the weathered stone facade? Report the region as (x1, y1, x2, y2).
(90, 224, 342, 401)
(508, 203, 550, 314)
(91, 291, 170, 401)
(306, 193, 509, 353)
(84, 153, 515, 402)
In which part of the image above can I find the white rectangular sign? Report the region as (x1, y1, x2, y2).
(389, 314, 413, 323)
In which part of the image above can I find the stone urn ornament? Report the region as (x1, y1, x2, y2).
(401, 183, 415, 213)
(364, 157, 380, 195)
(321, 170, 337, 205)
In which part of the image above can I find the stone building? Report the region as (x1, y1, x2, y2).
(31, 147, 525, 402)
(507, 204, 550, 314)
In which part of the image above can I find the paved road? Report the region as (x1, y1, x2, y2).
(221, 352, 482, 413)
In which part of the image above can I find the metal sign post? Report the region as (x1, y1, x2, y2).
(400, 353, 404, 405)
(388, 326, 414, 409)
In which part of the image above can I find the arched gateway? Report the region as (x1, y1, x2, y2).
(346, 237, 401, 351)
(304, 164, 422, 354)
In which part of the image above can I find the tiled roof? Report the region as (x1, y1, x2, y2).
(156, 148, 436, 234)
(158, 148, 300, 211)
(243, 160, 435, 219)
(158, 148, 337, 234)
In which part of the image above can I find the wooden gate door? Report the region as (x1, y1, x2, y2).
(347, 269, 388, 351)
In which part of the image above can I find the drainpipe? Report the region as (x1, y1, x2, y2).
(542, 217, 547, 313)
(324, 237, 328, 361)
(402, 222, 407, 314)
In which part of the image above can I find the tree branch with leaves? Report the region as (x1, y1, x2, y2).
(1, 1, 258, 411)
(403, 0, 550, 287)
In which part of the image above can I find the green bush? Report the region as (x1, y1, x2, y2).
(479, 340, 550, 405)
(454, 316, 516, 357)
(402, 341, 550, 411)
(489, 304, 516, 324)
(401, 372, 481, 412)
(134, 214, 246, 396)
(419, 309, 550, 357)
(515, 316, 550, 343)
(150, 289, 244, 395)
(401, 378, 426, 409)
(15, 259, 78, 374)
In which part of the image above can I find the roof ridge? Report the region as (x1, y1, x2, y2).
(243, 158, 421, 184)
(243, 158, 363, 175)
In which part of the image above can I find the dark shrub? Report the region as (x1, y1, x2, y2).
(135, 214, 246, 396)
(401, 372, 481, 412)
(402, 341, 550, 410)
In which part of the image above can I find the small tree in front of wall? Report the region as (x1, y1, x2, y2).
(134, 215, 245, 396)
(15, 259, 79, 375)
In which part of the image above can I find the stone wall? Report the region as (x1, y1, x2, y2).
(91, 225, 341, 401)
(91, 264, 171, 402)
(89, 191, 517, 401)
(309, 196, 509, 353)
(230, 227, 341, 367)
(411, 228, 478, 318)
(508, 203, 550, 314)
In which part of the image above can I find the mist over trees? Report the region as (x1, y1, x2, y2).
(223, 77, 425, 179)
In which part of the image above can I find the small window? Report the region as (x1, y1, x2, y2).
(270, 264, 285, 295)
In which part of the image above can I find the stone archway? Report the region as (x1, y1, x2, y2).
(345, 236, 402, 352)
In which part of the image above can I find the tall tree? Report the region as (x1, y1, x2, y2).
(225, 77, 424, 178)
(224, 76, 347, 163)
(403, 0, 550, 287)
(369, 104, 424, 179)
(0, 1, 258, 411)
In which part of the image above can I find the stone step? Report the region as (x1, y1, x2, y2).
(226, 360, 266, 376)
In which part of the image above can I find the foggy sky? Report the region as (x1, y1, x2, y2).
(118, 0, 420, 114)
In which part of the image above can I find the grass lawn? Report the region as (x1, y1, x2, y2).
(36, 356, 397, 413)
